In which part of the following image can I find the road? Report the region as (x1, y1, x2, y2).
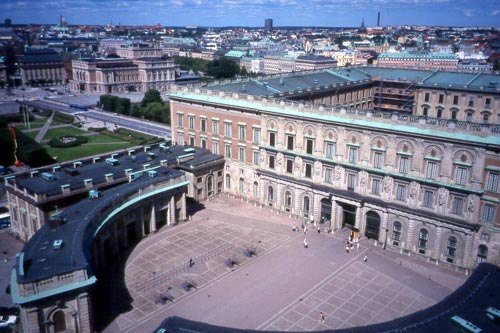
(22, 99, 172, 140)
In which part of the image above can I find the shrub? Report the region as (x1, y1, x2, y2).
(48, 135, 88, 148)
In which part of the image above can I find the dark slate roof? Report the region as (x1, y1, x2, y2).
(20, 48, 62, 64)
(13, 144, 224, 283)
(154, 263, 500, 333)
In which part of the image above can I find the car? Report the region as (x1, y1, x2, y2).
(0, 219, 10, 229)
(0, 314, 16, 327)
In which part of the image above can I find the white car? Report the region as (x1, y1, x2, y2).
(0, 314, 16, 327)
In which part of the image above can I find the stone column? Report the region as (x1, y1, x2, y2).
(355, 204, 363, 231)
(330, 198, 338, 230)
(168, 196, 175, 225)
(180, 192, 187, 221)
(139, 207, 145, 237)
(463, 233, 474, 269)
(380, 211, 389, 247)
(150, 205, 157, 233)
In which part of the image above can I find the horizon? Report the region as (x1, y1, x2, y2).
(1, 0, 499, 28)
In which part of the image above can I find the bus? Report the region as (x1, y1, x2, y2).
(69, 104, 88, 111)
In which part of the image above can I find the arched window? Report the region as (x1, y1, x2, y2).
(239, 178, 244, 193)
(392, 221, 402, 245)
(418, 229, 428, 252)
(225, 174, 231, 189)
(285, 191, 292, 211)
(477, 244, 488, 264)
(436, 108, 443, 118)
(267, 186, 274, 203)
(303, 196, 310, 217)
(253, 181, 259, 198)
(451, 110, 458, 120)
(446, 237, 457, 257)
(53, 310, 66, 332)
(207, 175, 214, 196)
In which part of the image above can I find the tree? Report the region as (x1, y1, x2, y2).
(240, 66, 249, 77)
(142, 102, 169, 123)
(206, 57, 240, 79)
(131, 104, 141, 118)
(142, 89, 163, 108)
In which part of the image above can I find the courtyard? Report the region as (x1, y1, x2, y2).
(101, 195, 467, 333)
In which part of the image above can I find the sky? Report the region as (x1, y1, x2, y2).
(1, 0, 499, 27)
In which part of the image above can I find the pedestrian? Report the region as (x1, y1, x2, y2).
(304, 225, 308, 234)
(345, 245, 350, 253)
(317, 226, 321, 234)
(301, 223, 305, 230)
(189, 258, 194, 267)
(356, 242, 360, 251)
(319, 311, 325, 323)
(363, 254, 368, 262)
(304, 239, 308, 248)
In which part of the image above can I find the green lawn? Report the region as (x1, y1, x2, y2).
(86, 134, 125, 144)
(23, 130, 40, 140)
(15, 122, 46, 130)
(43, 126, 87, 140)
(46, 141, 134, 162)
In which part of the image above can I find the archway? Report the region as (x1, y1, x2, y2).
(207, 175, 214, 197)
(53, 310, 66, 332)
(340, 203, 356, 227)
(365, 211, 381, 240)
(320, 198, 332, 224)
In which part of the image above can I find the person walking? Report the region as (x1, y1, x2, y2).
(317, 226, 321, 234)
(363, 254, 368, 262)
(356, 242, 360, 251)
(304, 238, 308, 248)
(319, 311, 325, 323)
(345, 244, 350, 253)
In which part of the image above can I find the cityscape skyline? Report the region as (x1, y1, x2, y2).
(1, 0, 500, 27)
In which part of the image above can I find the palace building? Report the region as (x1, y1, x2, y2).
(169, 66, 500, 270)
(7, 144, 224, 332)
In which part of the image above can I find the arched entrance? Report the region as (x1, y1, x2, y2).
(207, 175, 214, 197)
(320, 198, 332, 224)
(340, 203, 356, 227)
(365, 211, 381, 240)
(53, 310, 66, 332)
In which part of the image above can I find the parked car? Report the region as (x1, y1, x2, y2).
(0, 307, 18, 327)
(0, 219, 10, 229)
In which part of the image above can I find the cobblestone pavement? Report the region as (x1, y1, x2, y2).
(106, 195, 467, 333)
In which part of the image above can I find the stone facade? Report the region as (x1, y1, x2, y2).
(169, 82, 500, 271)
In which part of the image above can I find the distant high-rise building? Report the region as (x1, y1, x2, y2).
(265, 18, 273, 32)
(377, 11, 380, 26)
(4, 18, 11, 27)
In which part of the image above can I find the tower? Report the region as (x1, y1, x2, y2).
(377, 11, 380, 26)
(265, 18, 273, 32)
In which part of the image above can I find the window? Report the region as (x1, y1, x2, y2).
(424, 92, 430, 102)
(212, 120, 219, 135)
(285, 191, 292, 211)
(225, 174, 231, 189)
(468, 96, 475, 107)
(455, 167, 469, 185)
(286, 159, 293, 173)
(305, 163, 312, 178)
(373, 152, 383, 169)
(466, 112, 473, 122)
(224, 122, 232, 137)
(239, 147, 245, 162)
(477, 244, 488, 263)
(177, 113, 184, 127)
(225, 144, 231, 158)
(485, 97, 491, 108)
(267, 186, 274, 203)
(347, 173, 356, 191)
(436, 108, 443, 118)
(253, 128, 260, 144)
(325, 168, 333, 184)
(212, 141, 219, 155)
(453, 95, 459, 105)
(426, 161, 438, 179)
(303, 197, 310, 217)
(423, 190, 434, 208)
(269, 132, 276, 147)
(438, 94, 444, 104)
(396, 184, 407, 201)
(268, 155, 275, 169)
(177, 133, 185, 146)
(189, 136, 195, 146)
(399, 156, 409, 174)
(253, 150, 259, 165)
(480, 233, 490, 242)
(201, 118, 207, 132)
(325, 142, 335, 159)
(239, 178, 244, 193)
(482, 204, 496, 222)
(418, 229, 428, 251)
(483, 113, 490, 124)
(392, 221, 401, 245)
(348, 147, 358, 163)
(238, 125, 246, 140)
(253, 182, 259, 198)
(201, 138, 207, 149)
(446, 237, 457, 257)
(188, 116, 195, 130)
(372, 178, 381, 195)
(486, 173, 499, 192)
(451, 110, 457, 120)
(452, 197, 463, 215)
(306, 139, 314, 154)
(423, 106, 429, 116)
(287, 135, 294, 150)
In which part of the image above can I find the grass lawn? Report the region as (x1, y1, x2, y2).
(46, 141, 134, 162)
(23, 130, 40, 140)
(15, 122, 46, 130)
(43, 126, 87, 140)
(86, 134, 126, 144)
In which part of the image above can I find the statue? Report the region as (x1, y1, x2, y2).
(383, 177, 392, 193)
(409, 182, 419, 199)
